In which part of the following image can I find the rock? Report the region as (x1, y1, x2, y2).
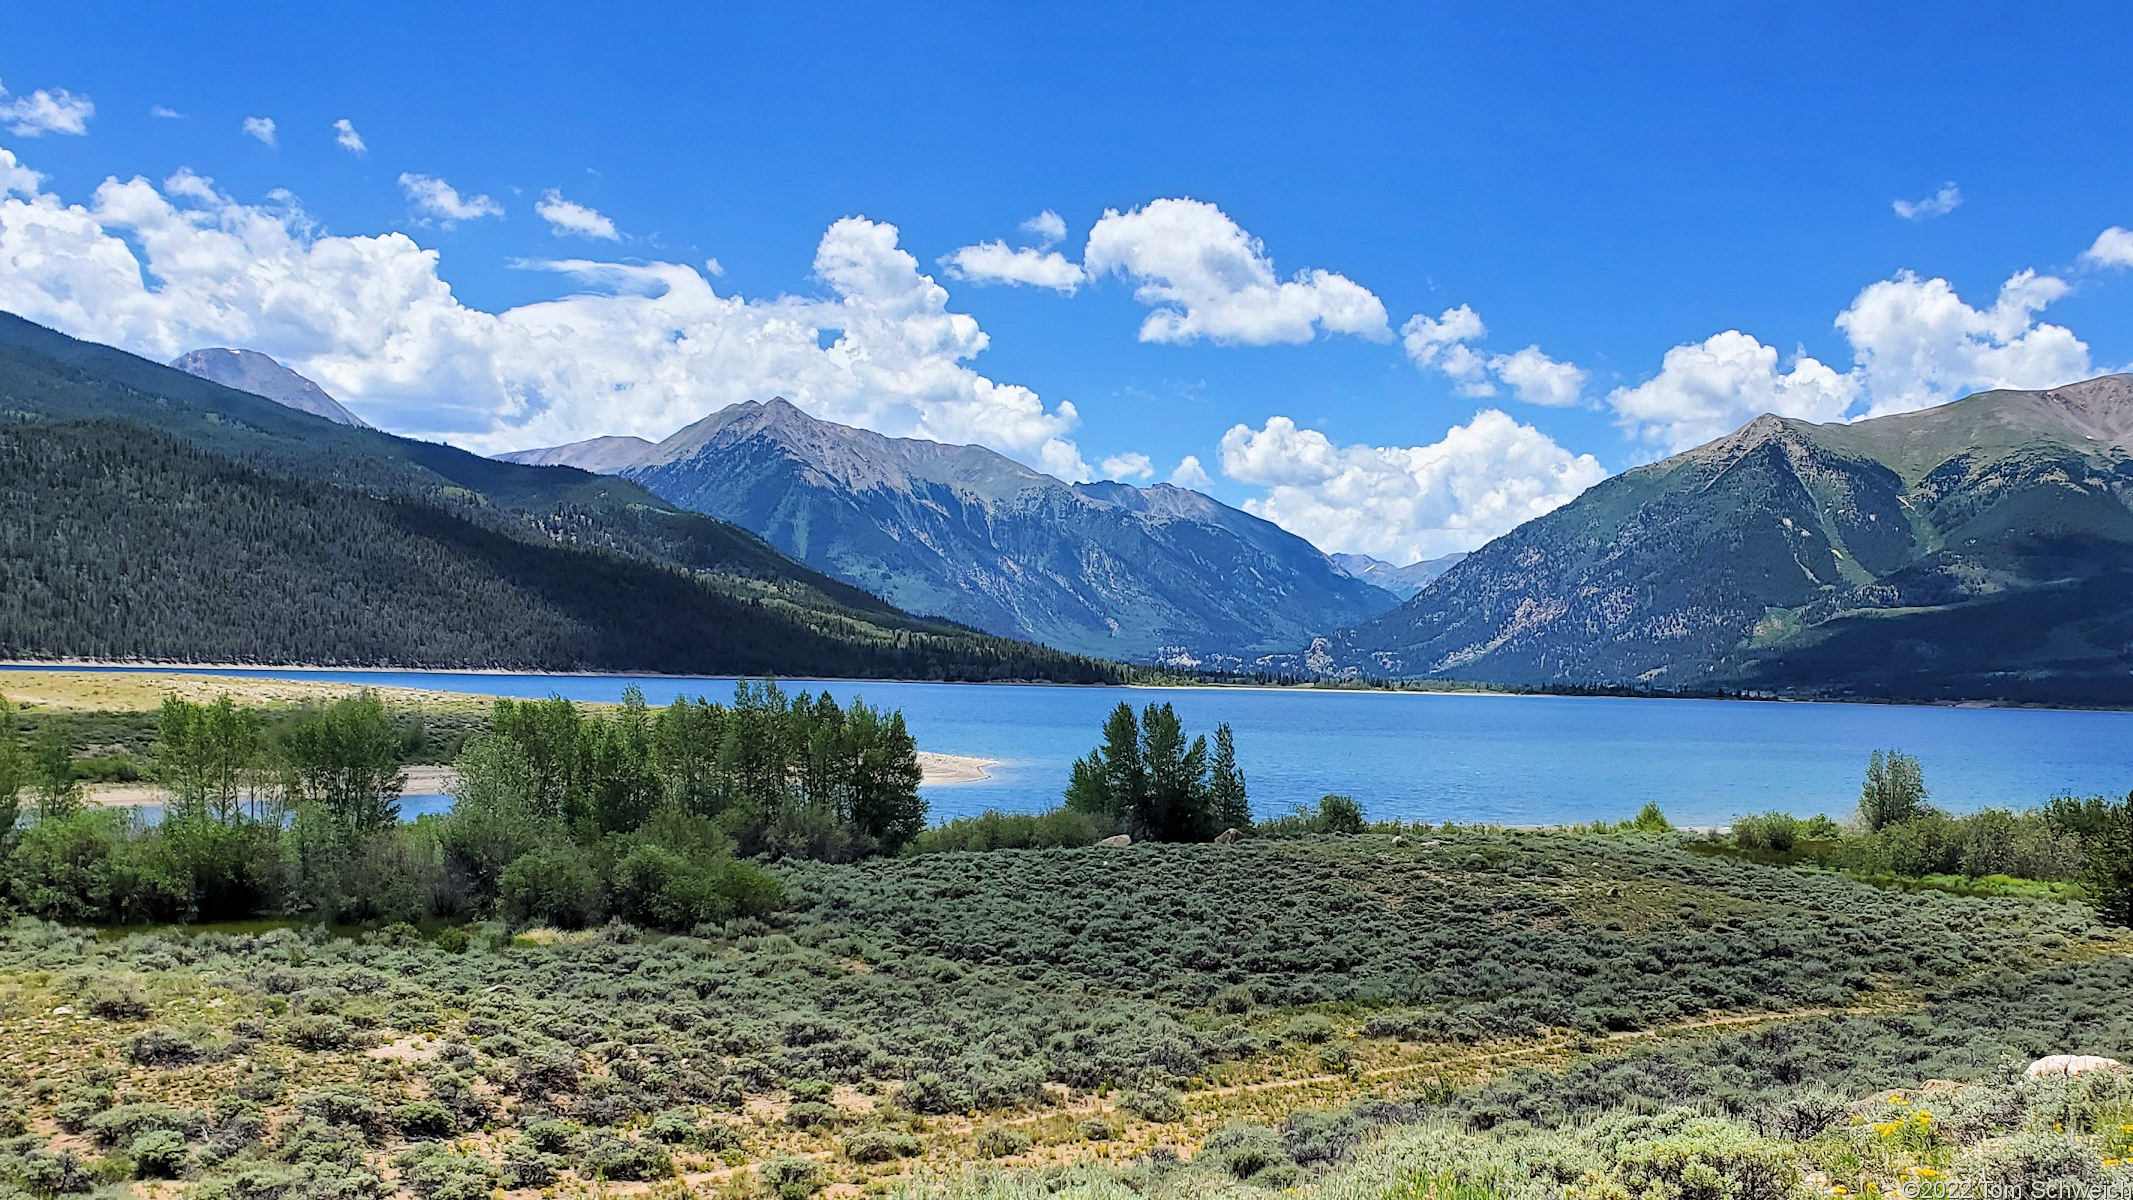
(1097, 834, 1131, 848)
(1214, 828, 1240, 845)
(2024, 1055, 2123, 1078)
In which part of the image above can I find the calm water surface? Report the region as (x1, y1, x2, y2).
(32, 667, 2133, 827)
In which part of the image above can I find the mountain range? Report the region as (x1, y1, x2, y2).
(0, 314, 1114, 681)
(502, 399, 1399, 661)
(1328, 552, 1466, 600)
(1319, 375, 2133, 704)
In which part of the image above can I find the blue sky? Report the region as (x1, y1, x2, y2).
(6, 1, 2133, 562)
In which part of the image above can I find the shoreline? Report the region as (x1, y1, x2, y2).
(3, 659, 2122, 713)
(86, 758, 999, 810)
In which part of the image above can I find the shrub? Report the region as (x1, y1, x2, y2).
(515, 1047, 582, 1096)
(976, 1125, 1032, 1158)
(1079, 1117, 1116, 1141)
(131, 1130, 189, 1179)
(1121, 1088, 1185, 1122)
(1205, 1123, 1297, 1184)
(1282, 1013, 1336, 1044)
(760, 1154, 822, 1200)
(785, 1101, 840, 1130)
(1589, 1112, 1795, 1200)
(129, 1027, 205, 1066)
(286, 1014, 353, 1050)
(648, 1108, 698, 1143)
(391, 1101, 455, 1139)
(899, 1073, 971, 1116)
(84, 984, 153, 1021)
(88, 1103, 202, 1147)
(1961, 1130, 2099, 1193)
(906, 807, 1113, 854)
(521, 1120, 581, 1155)
(1732, 812, 1799, 853)
(843, 1129, 922, 1163)
(392, 1148, 499, 1200)
(499, 843, 605, 929)
(583, 1133, 669, 1181)
(19, 1150, 93, 1195)
(500, 1143, 556, 1190)
(296, 1089, 387, 1137)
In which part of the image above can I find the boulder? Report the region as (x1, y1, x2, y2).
(1096, 834, 1131, 848)
(2024, 1055, 2123, 1078)
(1214, 828, 1240, 845)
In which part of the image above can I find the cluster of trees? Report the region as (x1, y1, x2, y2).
(437, 682, 922, 930)
(1064, 702, 1249, 840)
(1727, 749, 2133, 923)
(0, 682, 931, 930)
(0, 691, 430, 925)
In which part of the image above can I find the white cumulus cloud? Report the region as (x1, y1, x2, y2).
(1608, 332, 1858, 452)
(0, 80, 94, 137)
(941, 240, 1085, 293)
(1893, 182, 1962, 221)
(1083, 198, 1390, 345)
(1020, 210, 1067, 245)
(398, 173, 503, 225)
(1837, 268, 2089, 416)
(0, 144, 1088, 478)
(2083, 226, 2133, 270)
(1169, 455, 1212, 490)
(333, 119, 366, 154)
(1400, 304, 1586, 406)
(1491, 345, 1587, 407)
(534, 190, 618, 240)
(241, 117, 277, 148)
(1610, 268, 2092, 451)
(1100, 452, 1154, 481)
(1219, 411, 1606, 561)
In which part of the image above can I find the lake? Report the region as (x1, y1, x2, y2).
(32, 666, 2133, 828)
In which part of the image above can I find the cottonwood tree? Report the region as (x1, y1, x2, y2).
(1859, 749, 1928, 831)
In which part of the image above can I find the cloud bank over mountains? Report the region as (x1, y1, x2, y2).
(0, 111, 2125, 566)
(0, 146, 1088, 478)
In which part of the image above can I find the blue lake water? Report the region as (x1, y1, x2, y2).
(29, 666, 2133, 827)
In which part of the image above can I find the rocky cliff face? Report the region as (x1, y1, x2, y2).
(504, 398, 1399, 661)
(1320, 376, 2133, 702)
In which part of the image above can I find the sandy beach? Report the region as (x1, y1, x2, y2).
(87, 757, 993, 809)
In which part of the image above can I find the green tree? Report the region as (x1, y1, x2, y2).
(155, 695, 264, 823)
(1859, 749, 1928, 831)
(1317, 794, 1366, 834)
(2083, 792, 2133, 927)
(279, 691, 406, 834)
(29, 720, 82, 819)
(1064, 703, 1143, 821)
(1137, 703, 1211, 842)
(438, 735, 562, 902)
(846, 703, 925, 853)
(1209, 724, 1249, 831)
(0, 697, 22, 848)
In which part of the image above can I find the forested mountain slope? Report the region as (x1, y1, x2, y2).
(0, 314, 1117, 680)
(1322, 375, 2133, 703)
(506, 398, 1398, 662)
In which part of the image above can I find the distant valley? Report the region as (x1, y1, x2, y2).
(504, 399, 1401, 662)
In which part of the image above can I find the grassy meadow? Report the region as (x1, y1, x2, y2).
(2, 675, 2133, 1200)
